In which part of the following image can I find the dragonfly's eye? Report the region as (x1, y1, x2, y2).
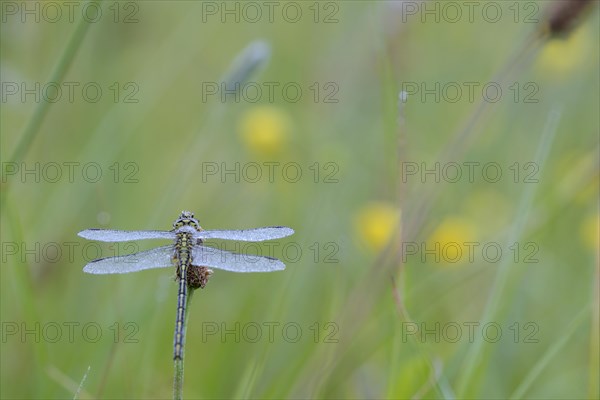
(180, 210, 194, 219)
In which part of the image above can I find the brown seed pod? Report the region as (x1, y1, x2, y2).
(542, 0, 596, 37)
(187, 266, 213, 289)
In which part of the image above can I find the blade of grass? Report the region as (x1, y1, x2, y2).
(2, 1, 103, 304)
(74, 365, 91, 400)
(45, 365, 91, 399)
(509, 304, 591, 399)
(8, 0, 101, 164)
(456, 107, 563, 397)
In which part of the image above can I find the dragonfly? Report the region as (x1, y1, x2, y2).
(78, 211, 294, 360)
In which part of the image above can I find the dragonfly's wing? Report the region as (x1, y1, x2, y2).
(192, 246, 285, 272)
(194, 226, 294, 242)
(83, 245, 174, 274)
(78, 229, 176, 242)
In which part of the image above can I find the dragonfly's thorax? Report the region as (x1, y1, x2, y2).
(173, 212, 207, 284)
(174, 231, 194, 276)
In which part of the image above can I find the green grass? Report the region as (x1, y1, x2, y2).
(1, 1, 598, 399)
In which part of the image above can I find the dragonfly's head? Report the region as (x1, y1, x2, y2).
(173, 211, 202, 231)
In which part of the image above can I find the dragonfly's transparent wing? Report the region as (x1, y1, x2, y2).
(192, 246, 285, 272)
(78, 229, 176, 242)
(83, 245, 174, 274)
(194, 226, 294, 242)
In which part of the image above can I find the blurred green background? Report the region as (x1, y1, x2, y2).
(1, 1, 598, 399)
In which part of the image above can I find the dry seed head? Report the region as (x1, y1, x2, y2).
(541, 0, 596, 37)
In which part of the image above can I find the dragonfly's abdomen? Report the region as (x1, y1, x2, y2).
(173, 277, 187, 360)
(173, 231, 194, 361)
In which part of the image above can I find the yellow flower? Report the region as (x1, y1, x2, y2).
(354, 202, 400, 251)
(536, 25, 593, 78)
(428, 216, 477, 265)
(238, 106, 290, 156)
(580, 213, 599, 251)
